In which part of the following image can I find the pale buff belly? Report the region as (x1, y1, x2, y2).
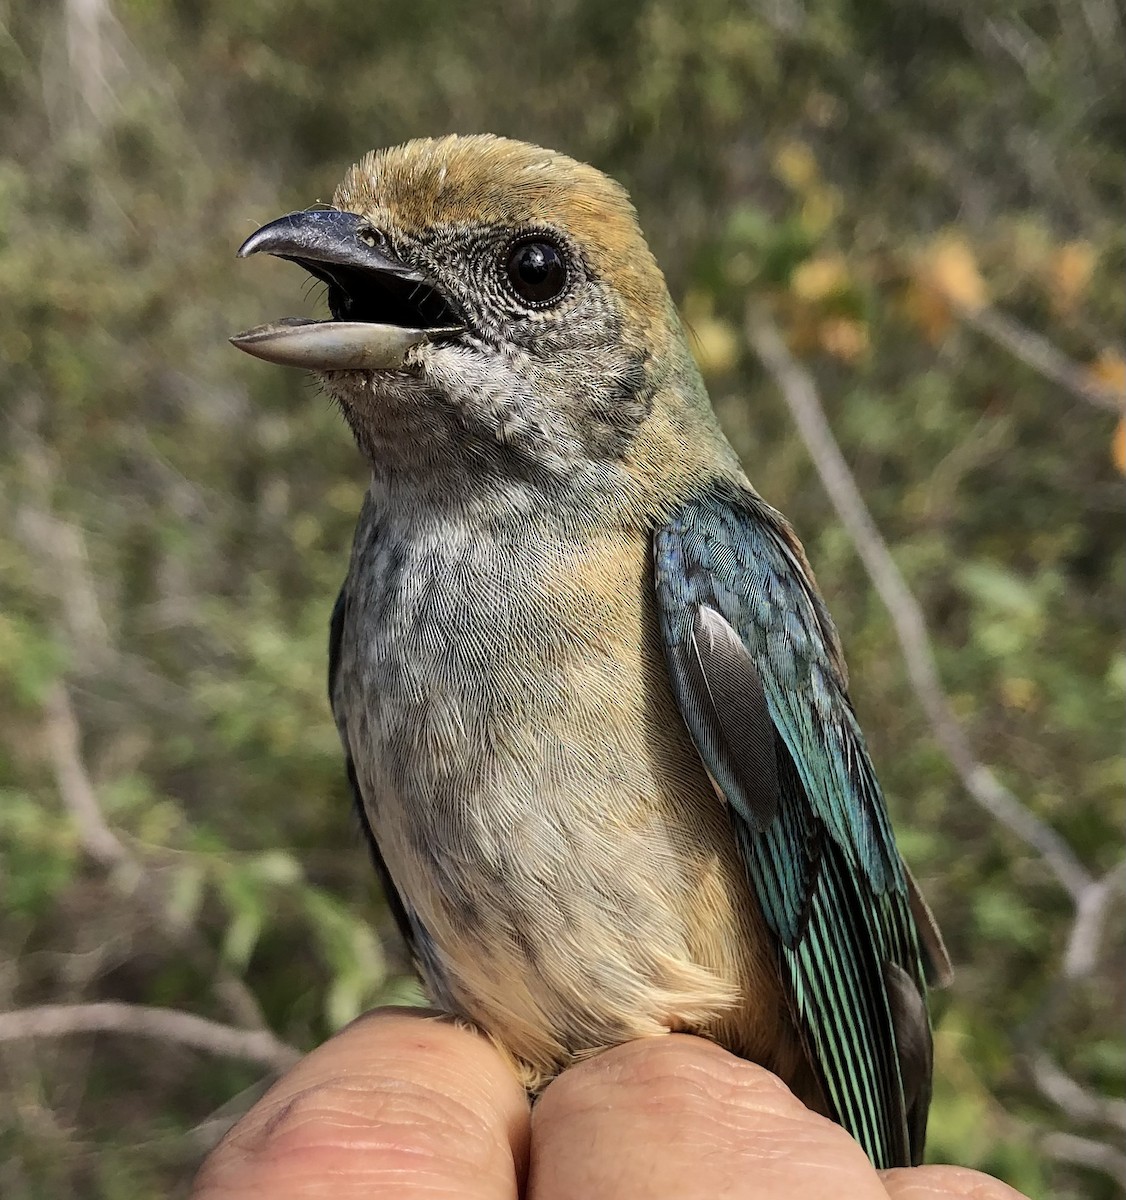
(337, 515, 805, 1091)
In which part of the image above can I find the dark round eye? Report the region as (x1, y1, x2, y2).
(504, 238, 568, 306)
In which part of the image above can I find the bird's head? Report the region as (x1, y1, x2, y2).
(234, 135, 730, 505)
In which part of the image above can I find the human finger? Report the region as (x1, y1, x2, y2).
(882, 1165, 1029, 1199)
(191, 1008, 531, 1200)
(530, 1034, 888, 1200)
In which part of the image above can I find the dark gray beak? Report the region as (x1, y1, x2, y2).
(231, 209, 463, 370)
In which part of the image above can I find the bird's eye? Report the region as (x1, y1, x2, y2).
(504, 238, 568, 307)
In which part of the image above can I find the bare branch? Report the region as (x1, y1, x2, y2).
(63, 0, 124, 129)
(39, 678, 268, 1032)
(15, 420, 274, 1036)
(962, 306, 1123, 413)
(1063, 860, 1125, 979)
(746, 306, 1094, 903)
(43, 681, 132, 873)
(0, 1003, 300, 1074)
(16, 506, 112, 664)
(1042, 1132, 1126, 1188)
(1031, 1054, 1126, 1132)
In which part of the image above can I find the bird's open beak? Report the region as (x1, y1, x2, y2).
(231, 209, 464, 370)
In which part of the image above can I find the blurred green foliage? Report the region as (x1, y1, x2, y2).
(1, 0, 1122, 1196)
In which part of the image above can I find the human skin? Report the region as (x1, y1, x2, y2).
(190, 1010, 1026, 1200)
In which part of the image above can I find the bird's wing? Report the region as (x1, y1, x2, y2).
(653, 484, 949, 1169)
(328, 586, 418, 958)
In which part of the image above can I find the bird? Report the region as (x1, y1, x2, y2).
(231, 134, 951, 1170)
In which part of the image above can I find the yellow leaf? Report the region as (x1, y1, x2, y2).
(1049, 241, 1096, 316)
(819, 317, 869, 364)
(1114, 417, 1126, 476)
(791, 254, 850, 302)
(689, 315, 739, 376)
(682, 290, 739, 374)
(800, 185, 842, 236)
(1086, 349, 1126, 400)
(924, 236, 988, 312)
(773, 140, 818, 190)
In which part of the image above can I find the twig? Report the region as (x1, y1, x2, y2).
(16, 506, 112, 664)
(43, 681, 131, 872)
(40, 675, 269, 1032)
(962, 306, 1123, 414)
(14, 419, 274, 1034)
(1042, 1132, 1126, 1188)
(0, 1003, 300, 1074)
(1030, 1054, 1126, 1133)
(1062, 860, 1125, 979)
(746, 306, 1094, 902)
(63, 0, 123, 129)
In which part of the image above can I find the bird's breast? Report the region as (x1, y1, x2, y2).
(334, 493, 788, 1082)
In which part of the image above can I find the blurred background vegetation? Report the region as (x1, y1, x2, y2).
(1, 0, 1122, 1195)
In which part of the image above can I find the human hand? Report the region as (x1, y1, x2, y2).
(191, 1009, 1025, 1199)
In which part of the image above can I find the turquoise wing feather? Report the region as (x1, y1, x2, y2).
(654, 483, 946, 1169)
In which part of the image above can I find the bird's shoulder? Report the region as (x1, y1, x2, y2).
(654, 480, 848, 686)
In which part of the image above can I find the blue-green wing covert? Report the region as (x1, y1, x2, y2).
(653, 483, 949, 1169)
